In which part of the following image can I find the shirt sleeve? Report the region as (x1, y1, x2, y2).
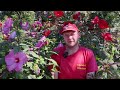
(86, 50, 98, 73)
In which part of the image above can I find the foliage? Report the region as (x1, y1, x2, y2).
(0, 11, 120, 79)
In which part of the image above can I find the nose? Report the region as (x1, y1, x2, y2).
(68, 35, 73, 40)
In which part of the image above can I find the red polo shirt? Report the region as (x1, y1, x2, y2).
(50, 46, 98, 79)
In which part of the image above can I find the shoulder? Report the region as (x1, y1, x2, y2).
(79, 46, 95, 61)
(53, 45, 65, 55)
(79, 46, 94, 54)
(51, 46, 65, 61)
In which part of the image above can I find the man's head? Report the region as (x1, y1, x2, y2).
(61, 23, 80, 47)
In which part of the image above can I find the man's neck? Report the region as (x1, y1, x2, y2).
(65, 43, 80, 55)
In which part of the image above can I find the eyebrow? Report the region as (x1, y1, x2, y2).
(64, 31, 75, 34)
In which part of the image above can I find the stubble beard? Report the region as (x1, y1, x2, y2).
(66, 41, 79, 49)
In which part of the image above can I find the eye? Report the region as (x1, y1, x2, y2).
(66, 34, 69, 37)
(71, 33, 75, 36)
(64, 34, 69, 37)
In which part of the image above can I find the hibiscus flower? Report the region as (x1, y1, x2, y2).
(101, 32, 113, 41)
(20, 21, 29, 30)
(43, 30, 51, 37)
(5, 50, 28, 72)
(54, 11, 64, 18)
(35, 36, 47, 49)
(73, 11, 80, 20)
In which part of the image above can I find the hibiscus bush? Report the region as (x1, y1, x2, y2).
(0, 11, 120, 79)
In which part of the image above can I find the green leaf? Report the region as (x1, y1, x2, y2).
(39, 56, 45, 64)
(13, 46, 21, 54)
(26, 62, 33, 69)
(20, 43, 28, 46)
(28, 75, 36, 79)
(0, 69, 2, 73)
(48, 51, 58, 55)
(102, 72, 107, 79)
(37, 76, 43, 79)
(46, 58, 58, 66)
(112, 45, 116, 54)
(44, 46, 48, 51)
(29, 51, 40, 59)
(111, 65, 118, 70)
(20, 43, 29, 52)
(0, 58, 5, 65)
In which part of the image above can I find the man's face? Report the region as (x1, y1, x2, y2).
(63, 30, 80, 47)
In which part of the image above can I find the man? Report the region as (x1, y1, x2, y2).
(50, 23, 98, 79)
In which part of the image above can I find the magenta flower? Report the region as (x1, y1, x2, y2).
(20, 21, 29, 30)
(29, 48, 34, 51)
(2, 26, 10, 35)
(53, 41, 64, 52)
(30, 32, 37, 38)
(5, 50, 28, 72)
(91, 16, 100, 24)
(35, 36, 46, 49)
(2, 18, 13, 35)
(35, 21, 42, 27)
(32, 21, 42, 28)
(9, 31, 16, 39)
(4, 17, 13, 28)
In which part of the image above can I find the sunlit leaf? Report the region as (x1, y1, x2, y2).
(29, 51, 40, 59)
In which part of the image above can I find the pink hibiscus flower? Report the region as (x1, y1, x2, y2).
(20, 21, 29, 30)
(9, 31, 16, 39)
(30, 32, 37, 38)
(4, 17, 13, 28)
(5, 50, 28, 72)
(35, 36, 46, 49)
(32, 21, 42, 28)
(2, 26, 10, 35)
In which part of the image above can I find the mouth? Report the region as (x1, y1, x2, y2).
(68, 41, 74, 43)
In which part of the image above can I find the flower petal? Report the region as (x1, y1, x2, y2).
(17, 52, 28, 64)
(5, 57, 15, 66)
(21, 22, 29, 30)
(39, 36, 46, 42)
(43, 30, 51, 37)
(35, 36, 46, 48)
(7, 63, 17, 72)
(35, 41, 44, 48)
(9, 31, 16, 39)
(15, 62, 23, 72)
(5, 50, 15, 66)
(4, 18, 13, 28)
(2, 26, 10, 35)
(54, 11, 64, 18)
